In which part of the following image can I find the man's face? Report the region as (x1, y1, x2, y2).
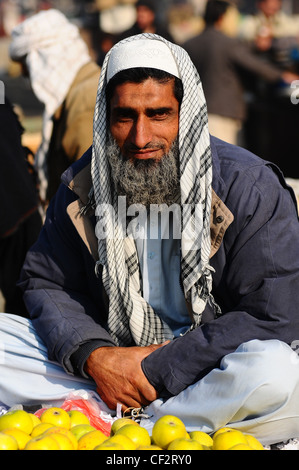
(258, 0, 282, 17)
(136, 5, 155, 30)
(109, 78, 180, 163)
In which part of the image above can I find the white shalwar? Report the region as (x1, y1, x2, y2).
(1, 313, 299, 446)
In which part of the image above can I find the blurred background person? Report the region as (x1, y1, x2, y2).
(9, 8, 101, 210)
(117, 0, 175, 42)
(238, 0, 299, 177)
(239, 0, 299, 51)
(183, 0, 296, 145)
(0, 100, 42, 318)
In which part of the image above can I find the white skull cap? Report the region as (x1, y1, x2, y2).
(106, 38, 180, 82)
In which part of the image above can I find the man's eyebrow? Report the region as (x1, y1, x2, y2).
(112, 106, 174, 116)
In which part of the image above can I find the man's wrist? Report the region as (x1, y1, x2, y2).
(70, 341, 113, 378)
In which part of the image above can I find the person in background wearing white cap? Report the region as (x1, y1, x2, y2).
(9, 9, 101, 210)
(1, 34, 299, 447)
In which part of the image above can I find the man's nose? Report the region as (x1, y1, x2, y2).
(131, 116, 152, 148)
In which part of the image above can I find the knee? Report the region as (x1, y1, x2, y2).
(238, 339, 299, 398)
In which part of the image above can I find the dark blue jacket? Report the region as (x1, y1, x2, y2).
(19, 136, 299, 399)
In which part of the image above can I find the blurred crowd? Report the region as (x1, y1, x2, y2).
(1, 0, 299, 313)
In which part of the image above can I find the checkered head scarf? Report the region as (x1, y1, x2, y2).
(91, 33, 217, 347)
(9, 9, 91, 203)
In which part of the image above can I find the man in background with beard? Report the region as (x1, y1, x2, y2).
(1, 34, 299, 446)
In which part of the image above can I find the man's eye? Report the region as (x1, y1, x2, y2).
(117, 116, 133, 122)
(148, 108, 171, 119)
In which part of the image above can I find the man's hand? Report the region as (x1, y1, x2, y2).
(84, 343, 167, 411)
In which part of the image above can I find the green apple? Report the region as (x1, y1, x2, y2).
(115, 424, 151, 447)
(0, 409, 34, 435)
(110, 417, 139, 435)
(24, 434, 61, 450)
(68, 410, 90, 427)
(71, 424, 96, 441)
(168, 438, 205, 450)
(151, 414, 187, 449)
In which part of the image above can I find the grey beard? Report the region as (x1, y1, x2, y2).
(106, 137, 181, 208)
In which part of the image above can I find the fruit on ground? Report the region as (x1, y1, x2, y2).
(115, 423, 151, 447)
(40, 407, 71, 429)
(71, 424, 96, 441)
(137, 444, 163, 450)
(0, 409, 34, 435)
(110, 418, 139, 435)
(151, 415, 187, 449)
(0, 432, 19, 450)
(229, 443, 254, 450)
(28, 413, 41, 428)
(94, 440, 125, 450)
(168, 438, 205, 450)
(107, 434, 137, 450)
(30, 422, 54, 437)
(244, 434, 264, 450)
(24, 434, 61, 450)
(2, 428, 31, 450)
(43, 426, 78, 450)
(212, 427, 234, 439)
(189, 430, 213, 448)
(213, 429, 248, 450)
(77, 429, 108, 450)
(49, 432, 75, 450)
(68, 410, 90, 427)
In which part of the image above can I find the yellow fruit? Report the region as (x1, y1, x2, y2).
(28, 413, 41, 428)
(213, 427, 235, 439)
(0, 409, 34, 435)
(108, 434, 137, 450)
(24, 434, 61, 450)
(40, 407, 71, 429)
(229, 443, 254, 450)
(50, 432, 75, 450)
(167, 438, 205, 450)
(0, 431, 19, 450)
(151, 415, 187, 449)
(213, 429, 248, 450)
(77, 429, 108, 450)
(189, 430, 213, 448)
(244, 434, 264, 450)
(110, 418, 139, 435)
(94, 440, 125, 450)
(3, 428, 31, 450)
(138, 444, 163, 450)
(115, 424, 151, 448)
(44, 426, 78, 450)
(71, 424, 96, 441)
(30, 422, 54, 437)
(68, 410, 90, 427)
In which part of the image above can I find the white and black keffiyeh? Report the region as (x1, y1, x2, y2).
(91, 33, 218, 347)
(9, 9, 91, 203)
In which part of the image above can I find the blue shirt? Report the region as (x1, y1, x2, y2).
(134, 209, 192, 337)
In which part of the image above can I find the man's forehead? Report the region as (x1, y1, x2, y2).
(106, 39, 180, 83)
(110, 79, 178, 108)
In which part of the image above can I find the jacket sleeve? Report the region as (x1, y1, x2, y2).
(18, 181, 116, 376)
(142, 160, 299, 398)
(230, 40, 282, 83)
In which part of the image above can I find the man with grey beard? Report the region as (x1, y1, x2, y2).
(107, 135, 180, 208)
(1, 35, 299, 447)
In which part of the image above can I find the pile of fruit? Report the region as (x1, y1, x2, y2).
(0, 407, 264, 450)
